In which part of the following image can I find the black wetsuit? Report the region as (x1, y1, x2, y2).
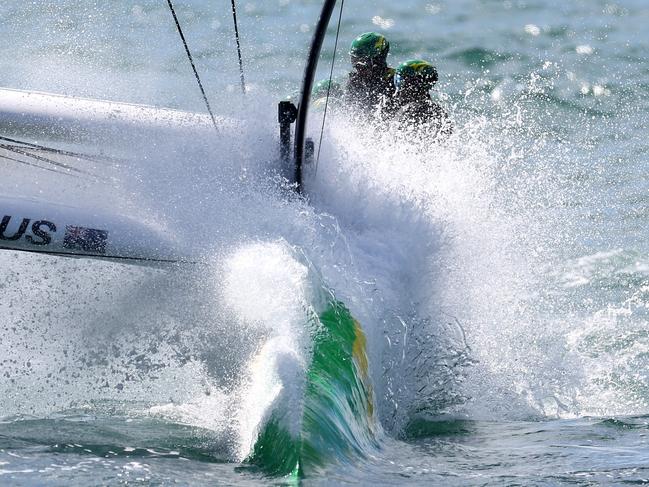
(345, 66, 396, 113)
(390, 91, 452, 138)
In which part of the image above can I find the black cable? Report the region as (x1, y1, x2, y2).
(0, 144, 97, 177)
(230, 0, 246, 94)
(0, 135, 115, 164)
(314, 0, 345, 177)
(0, 152, 75, 176)
(166, 0, 218, 132)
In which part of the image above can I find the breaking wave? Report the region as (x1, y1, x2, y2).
(1, 81, 648, 478)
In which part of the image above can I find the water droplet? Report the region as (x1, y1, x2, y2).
(576, 45, 594, 55)
(524, 24, 541, 36)
(371, 16, 395, 30)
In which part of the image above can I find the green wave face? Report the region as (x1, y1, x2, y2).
(247, 300, 379, 479)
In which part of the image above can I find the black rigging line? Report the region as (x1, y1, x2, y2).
(166, 0, 218, 132)
(0, 152, 76, 176)
(230, 0, 246, 94)
(314, 0, 345, 177)
(0, 135, 115, 164)
(0, 144, 97, 177)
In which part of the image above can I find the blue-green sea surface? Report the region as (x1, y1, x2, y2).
(1, 0, 649, 485)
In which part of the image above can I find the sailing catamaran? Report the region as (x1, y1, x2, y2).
(1, 0, 377, 479)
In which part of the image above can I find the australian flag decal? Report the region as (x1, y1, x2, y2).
(63, 225, 108, 254)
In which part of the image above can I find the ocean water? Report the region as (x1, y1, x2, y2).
(1, 0, 649, 484)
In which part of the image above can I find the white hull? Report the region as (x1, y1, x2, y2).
(0, 196, 189, 265)
(0, 87, 227, 265)
(0, 87, 236, 142)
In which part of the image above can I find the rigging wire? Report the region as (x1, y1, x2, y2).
(0, 144, 97, 177)
(165, 0, 219, 132)
(0, 152, 75, 176)
(314, 0, 345, 177)
(230, 0, 246, 94)
(0, 135, 115, 164)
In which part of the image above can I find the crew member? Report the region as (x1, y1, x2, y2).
(390, 59, 452, 138)
(345, 32, 395, 114)
(312, 79, 343, 110)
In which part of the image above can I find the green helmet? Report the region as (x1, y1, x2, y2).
(395, 59, 438, 90)
(349, 32, 390, 66)
(312, 79, 343, 99)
